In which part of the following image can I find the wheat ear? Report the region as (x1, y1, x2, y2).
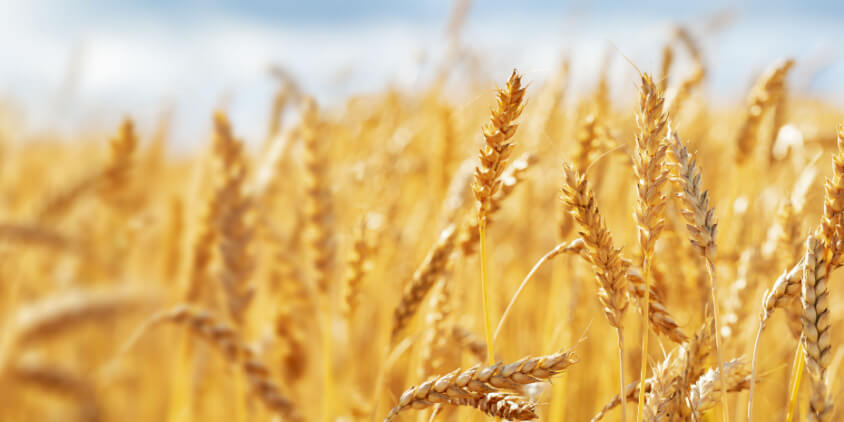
(665, 129, 729, 421)
(129, 306, 303, 422)
(801, 236, 834, 422)
(385, 349, 576, 421)
(751, 124, 844, 419)
(342, 217, 374, 322)
(735, 59, 795, 164)
(561, 161, 628, 421)
(211, 112, 255, 323)
(632, 72, 669, 422)
(391, 225, 458, 341)
(658, 45, 673, 93)
(451, 324, 489, 363)
(459, 153, 536, 256)
(687, 358, 752, 421)
(302, 96, 336, 294)
(99, 117, 138, 203)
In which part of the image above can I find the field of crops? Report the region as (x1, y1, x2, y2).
(0, 4, 842, 422)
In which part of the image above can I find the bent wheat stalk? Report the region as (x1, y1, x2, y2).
(492, 238, 585, 344)
(124, 306, 302, 422)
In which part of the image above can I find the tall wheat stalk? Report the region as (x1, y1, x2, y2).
(472, 70, 525, 365)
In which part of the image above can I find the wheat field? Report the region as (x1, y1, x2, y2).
(0, 8, 843, 422)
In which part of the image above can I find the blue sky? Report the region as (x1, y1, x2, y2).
(1, 1, 842, 146)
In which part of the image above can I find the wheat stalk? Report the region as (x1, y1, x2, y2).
(472, 69, 526, 366)
(632, 72, 669, 422)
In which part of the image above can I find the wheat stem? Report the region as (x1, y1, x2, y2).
(747, 318, 766, 422)
(617, 328, 627, 422)
(785, 344, 805, 422)
(479, 216, 494, 366)
(705, 258, 730, 422)
(636, 255, 651, 422)
(493, 239, 583, 344)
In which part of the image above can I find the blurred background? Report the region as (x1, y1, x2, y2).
(2, 0, 843, 147)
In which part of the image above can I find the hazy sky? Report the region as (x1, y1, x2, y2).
(1, 1, 842, 146)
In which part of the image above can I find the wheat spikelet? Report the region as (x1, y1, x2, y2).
(274, 308, 308, 383)
(687, 358, 751, 420)
(451, 392, 538, 420)
(384, 349, 576, 421)
(642, 320, 714, 421)
(302, 96, 336, 294)
(561, 111, 603, 242)
(658, 45, 673, 93)
(134, 306, 302, 421)
(418, 277, 458, 378)
(459, 153, 536, 255)
(36, 120, 136, 221)
(666, 130, 716, 259)
(35, 172, 100, 222)
(766, 78, 789, 164)
(801, 236, 834, 422)
(341, 217, 373, 321)
(386, 390, 537, 422)
(760, 259, 804, 321)
(573, 113, 600, 173)
(591, 321, 712, 422)
(624, 265, 688, 343)
(561, 162, 627, 328)
(451, 324, 488, 363)
(472, 69, 525, 221)
(99, 117, 138, 202)
(734, 59, 795, 164)
(561, 161, 628, 421)
(391, 225, 457, 341)
(673, 26, 702, 63)
(674, 321, 716, 420)
(8, 288, 155, 350)
(664, 128, 729, 420)
(820, 124, 844, 265)
(632, 72, 669, 420)
(757, 126, 843, 326)
(211, 112, 255, 323)
(667, 65, 704, 118)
